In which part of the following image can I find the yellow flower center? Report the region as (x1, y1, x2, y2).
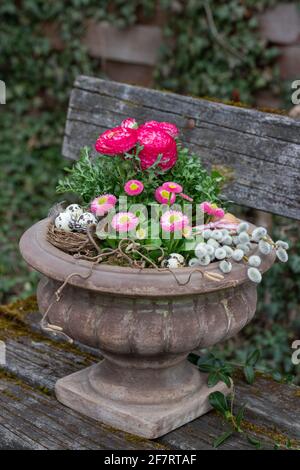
(136, 228, 146, 239)
(169, 214, 180, 223)
(130, 183, 138, 190)
(98, 196, 108, 205)
(161, 190, 170, 199)
(169, 183, 176, 188)
(119, 215, 129, 224)
(211, 203, 218, 209)
(183, 226, 191, 237)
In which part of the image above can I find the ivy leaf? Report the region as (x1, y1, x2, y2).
(272, 371, 282, 382)
(246, 349, 261, 367)
(213, 431, 233, 448)
(244, 365, 255, 385)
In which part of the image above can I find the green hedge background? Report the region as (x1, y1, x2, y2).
(0, 0, 299, 381)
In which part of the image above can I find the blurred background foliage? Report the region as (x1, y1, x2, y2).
(0, 0, 299, 381)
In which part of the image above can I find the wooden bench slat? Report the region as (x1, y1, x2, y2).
(0, 378, 165, 450)
(63, 76, 300, 219)
(1, 308, 299, 450)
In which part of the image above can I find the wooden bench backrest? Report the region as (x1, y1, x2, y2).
(63, 76, 300, 220)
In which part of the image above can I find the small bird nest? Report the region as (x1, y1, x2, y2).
(46, 223, 98, 257)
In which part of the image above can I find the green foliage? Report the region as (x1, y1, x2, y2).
(56, 144, 224, 205)
(190, 353, 233, 388)
(195, 352, 296, 449)
(208, 391, 251, 447)
(168, 145, 224, 204)
(56, 144, 224, 263)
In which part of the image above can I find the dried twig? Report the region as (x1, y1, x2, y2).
(203, 0, 244, 61)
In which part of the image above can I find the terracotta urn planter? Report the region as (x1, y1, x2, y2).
(20, 218, 275, 439)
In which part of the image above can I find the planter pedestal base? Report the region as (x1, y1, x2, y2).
(55, 359, 230, 439)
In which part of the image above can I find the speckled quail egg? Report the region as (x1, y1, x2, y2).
(55, 212, 74, 232)
(65, 204, 83, 218)
(77, 212, 97, 231)
(162, 253, 186, 268)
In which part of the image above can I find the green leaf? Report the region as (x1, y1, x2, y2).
(219, 372, 232, 388)
(272, 371, 282, 382)
(196, 355, 216, 372)
(213, 431, 233, 448)
(286, 438, 292, 449)
(246, 349, 261, 367)
(187, 353, 199, 365)
(209, 391, 230, 415)
(244, 365, 255, 385)
(247, 435, 262, 449)
(208, 371, 220, 388)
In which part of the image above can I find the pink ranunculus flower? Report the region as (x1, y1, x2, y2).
(95, 126, 138, 155)
(162, 181, 183, 194)
(121, 118, 138, 129)
(155, 186, 176, 205)
(161, 210, 189, 232)
(111, 212, 139, 233)
(90, 194, 117, 217)
(141, 121, 179, 138)
(137, 128, 177, 171)
(124, 179, 144, 196)
(200, 201, 225, 219)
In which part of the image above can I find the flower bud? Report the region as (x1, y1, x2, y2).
(219, 260, 232, 273)
(248, 255, 261, 267)
(247, 267, 262, 283)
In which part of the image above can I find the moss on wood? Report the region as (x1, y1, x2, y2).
(0, 296, 96, 362)
(200, 96, 288, 116)
(100, 422, 170, 449)
(242, 420, 300, 450)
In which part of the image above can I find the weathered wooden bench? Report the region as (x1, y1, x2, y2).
(1, 77, 300, 450)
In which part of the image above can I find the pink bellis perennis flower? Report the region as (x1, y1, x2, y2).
(155, 186, 176, 205)
(200, 201, 225, 219)
(111, 212, 139, 233)
(90, 194, 117, 217)
(162, 182, 193, 202)
(137, 128, 177, 171)
(95, 126, 138, 155)
(162, 182, 183, 194)
(121, 118, 138, 129)
(124, 180, 144, 196)
(161, 210, 189, 232)
(141, 121, 179, 138)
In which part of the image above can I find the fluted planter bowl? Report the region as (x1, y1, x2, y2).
(20, 218, 275, 438)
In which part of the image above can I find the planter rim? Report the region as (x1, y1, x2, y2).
(19, 218, 275, 298)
